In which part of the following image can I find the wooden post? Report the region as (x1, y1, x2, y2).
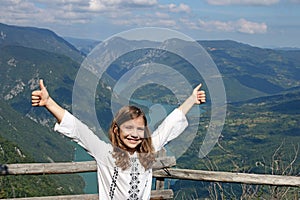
(156, 148, 166, 190)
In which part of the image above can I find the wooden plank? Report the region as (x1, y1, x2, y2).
(155, 148, 166, 190)
(153, 168, 300, 187)
(4, 194, 98, 200)
(3, 190, 173, 200)
(2, 161, 300, 187)
(2, 161, 97, 175)
(155, 177, 165, 190)
(151, 189, 173, 199)
(2, 156, 176, 175)
(153, 156, 176, 169)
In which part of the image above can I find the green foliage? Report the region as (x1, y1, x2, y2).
(0, 137, 85, 198)
(0, 99, 74, 162)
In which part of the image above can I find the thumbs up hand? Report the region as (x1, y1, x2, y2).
(193, 83, 206, 105)
(31, 79, 50, 107)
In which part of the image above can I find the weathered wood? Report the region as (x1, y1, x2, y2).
(4, 194, 98, 200)
(151, 189, 173, 200)
(153, 156, 176, 169)
(2, 161, 299, 187)
(3, 189, 173, 200)
(3, 161, 97, 175)
(2, 156, 176, 175)
(155, 177, 165, 190)
(153, 168, 300, 187)
(155, 148, 166, 190)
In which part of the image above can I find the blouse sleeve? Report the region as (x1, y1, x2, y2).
(151, 108, 188, 152)
(54, 110, 110, 159)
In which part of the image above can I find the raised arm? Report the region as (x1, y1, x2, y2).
(178, 83, 206, 115)
(151, 83, 206, 151)
(31, 79, 65, 123)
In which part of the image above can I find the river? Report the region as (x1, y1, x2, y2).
(73, 144, 98, 193)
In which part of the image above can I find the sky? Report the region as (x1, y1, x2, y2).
(0, 0, 300, 48)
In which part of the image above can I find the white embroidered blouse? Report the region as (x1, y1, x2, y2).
(54, 108, 188, 200)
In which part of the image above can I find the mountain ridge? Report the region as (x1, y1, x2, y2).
(0, 23, 84, 63)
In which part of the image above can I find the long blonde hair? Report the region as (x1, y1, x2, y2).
(109, 105, 155, 170)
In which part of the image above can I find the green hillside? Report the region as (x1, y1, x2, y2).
(0, 24, 88, 198)
(0, 136, 84, 198)
(66, 38, 300, 102)
(200, 40, 300, 102)
(0, 44, 79, 126)
(0, 23, 84, 63)
(0, 98, 75, 162)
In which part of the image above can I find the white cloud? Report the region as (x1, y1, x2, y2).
(0, 0, 42, 24)
(0, 1, 179, 35)
(127, 0, 157, 6)
(198, 18, 267, 34)
(206, 0, 280, 6)
(0, 0, 189, 27)
(155, 12, 170, 19)
(88, 0, 157, 11)
(112, 17, 177, 28)
(168, 3, 191, 13)
(159, 3, 191, 13)
(179, 18, 200, 30)
(236, 18, 267, 34)
(0, 0, 93, 25)
(0, 0, 268, 37)
(89, 0, 108, 11)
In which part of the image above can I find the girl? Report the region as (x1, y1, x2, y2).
(31, 79, 206, 200)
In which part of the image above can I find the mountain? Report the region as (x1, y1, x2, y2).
(0, 24, 88, 198)
(0, 44, 81, 124)
(274, 47, 300, 51)
(64, 37, 300, 102)
(64, 37, 100, 56)
(199, 40, 300, 102)
(0, 97, 75, 162)
(0, 23, 84, 63)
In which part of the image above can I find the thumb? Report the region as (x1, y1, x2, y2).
(39, 79, 45, 90)
(194, 83, 202, 91)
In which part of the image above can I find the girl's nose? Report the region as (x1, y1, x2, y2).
(130, 129, 139, 136)
(130, 133, 139, 138)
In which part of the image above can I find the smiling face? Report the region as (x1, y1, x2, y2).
(109, 106, 150, 154)
(118, 116, 145, 151)
(109, 105, 155, 170)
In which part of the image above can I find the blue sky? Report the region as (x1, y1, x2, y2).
(0, 0, 299, 48)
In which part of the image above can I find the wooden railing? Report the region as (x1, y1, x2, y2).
(1, 158, 299, 199)
(1, 155, 177, 200)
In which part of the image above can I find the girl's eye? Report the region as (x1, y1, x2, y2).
(137, 128, 145, 132)
(124, 126, 133, 130)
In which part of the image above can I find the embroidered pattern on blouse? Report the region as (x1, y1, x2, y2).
(127, 157, 140, 200)
(109, 167, 119, 200)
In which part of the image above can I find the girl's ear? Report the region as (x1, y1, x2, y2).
(113, 125, 119, 134)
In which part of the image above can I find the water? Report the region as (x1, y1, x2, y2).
(73, 144, 98, 194)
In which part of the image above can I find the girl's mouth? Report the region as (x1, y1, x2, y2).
(127, 137, 141, 143)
